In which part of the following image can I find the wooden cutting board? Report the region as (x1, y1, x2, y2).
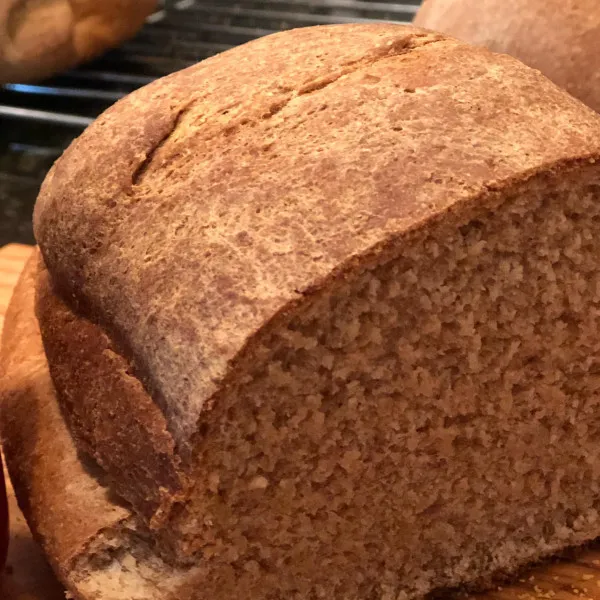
(2, 243, 600, 600)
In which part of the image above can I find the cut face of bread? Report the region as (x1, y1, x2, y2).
(5, 22, 600, 600)
(173, 168, 600, 599)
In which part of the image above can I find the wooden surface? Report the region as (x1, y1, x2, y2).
(0, 244, 65, 600)
(2, 244, 600, 599)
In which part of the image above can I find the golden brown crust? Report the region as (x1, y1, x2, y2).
(414, 0, 600, 113)
(36, 263, 186, 526)
(0, 250, 130, 582)
(0, 0, 157, 83)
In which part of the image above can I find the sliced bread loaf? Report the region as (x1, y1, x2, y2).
(4, 23, 600, 600)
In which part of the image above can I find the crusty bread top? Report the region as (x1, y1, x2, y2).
(0, 0, 157, 83)
(0, 251, 130, 574)
(415, 0, 600, 113)
(33, 24, 600, 450)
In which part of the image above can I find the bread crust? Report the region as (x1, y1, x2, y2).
(0, 251, 131, 593)
(414, 0, 600, 112)
(0, 0, 157, 83)
(36, 261, 186, 527)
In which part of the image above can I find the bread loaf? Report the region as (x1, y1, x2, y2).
(0, 0, 157, 83)
(414, 0, 600, 113)
(4, 23, 600, 600)
(0, 453, 7, 571)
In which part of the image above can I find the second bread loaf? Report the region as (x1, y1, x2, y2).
(0, 0, 157, 83)
(415, 0, 600, 113)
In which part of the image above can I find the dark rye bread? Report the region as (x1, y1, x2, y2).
(414, 0, 600, 113)
(4, 22, 600, 600)
(0, 0, 156, 83)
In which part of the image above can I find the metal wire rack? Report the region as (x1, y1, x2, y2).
(0, 0, 421, 245)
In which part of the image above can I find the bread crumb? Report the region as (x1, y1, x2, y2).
(121, 554, 137, 571)
(208, 472, 220, 493)
(248, 475, 269, 490)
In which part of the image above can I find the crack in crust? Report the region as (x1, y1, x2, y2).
(130, 32, 446, 187)
(131, 101, 197, 187)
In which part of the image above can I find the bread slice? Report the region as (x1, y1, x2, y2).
(5, 23, 600, 600)
(0, 0, 157, 83)
(414, 0, 600, 113)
